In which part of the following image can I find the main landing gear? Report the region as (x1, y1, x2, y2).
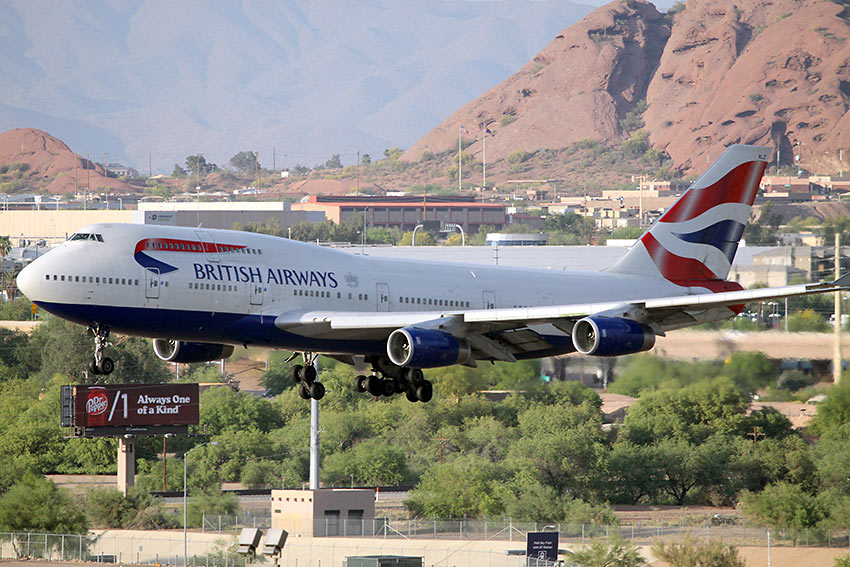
(354, 366, 433, 403)
(290, 353, 325, 401)
(87, 323, 115, 375)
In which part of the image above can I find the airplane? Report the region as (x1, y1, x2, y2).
(15, 145, 850, 403)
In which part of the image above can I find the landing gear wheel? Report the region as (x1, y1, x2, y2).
(381, 379, 395, 397)
(291, 364, 304, 383)
(354, 375, 367, 393)
(392, 378, 403, 394)
(300, 365, 317, 384)
(416, 380, 433, 403)
(97, 357, 114, 375)
(406, 389, 419, 403)
(409, 368, 425, 386)
(366, 376, 382, 397)
(89, 357, 101, 375)
(309, 381, 325, 400)
(298, 383, 311, 400)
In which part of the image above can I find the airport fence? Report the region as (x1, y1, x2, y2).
(186, 514, 850, 547)
(2, 521, 850, 566)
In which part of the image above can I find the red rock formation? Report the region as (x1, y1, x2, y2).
(408, 0, 850, 175)
(404, 0, 670, 163)
(645, 0, 850, 172)
(0, 128, 129, 194)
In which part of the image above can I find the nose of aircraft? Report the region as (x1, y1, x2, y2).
(16, 261, 40, 300)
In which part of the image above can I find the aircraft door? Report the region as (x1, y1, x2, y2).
(194, 231, 220, 263)
(376, 283, 389, 312)
(483, 290, 496, 309)
(250, 283, 264, 306)
(145, 268, 160, 299)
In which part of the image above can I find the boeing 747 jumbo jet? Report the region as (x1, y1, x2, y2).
(15, 145, 850, 402)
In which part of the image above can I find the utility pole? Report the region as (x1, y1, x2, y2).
(86, 152, 90, 210)
(835, 232, 843, 384)
(356, 151, 360, 192)
(149, 148, 152, 179)
(433, 436, 450, 464)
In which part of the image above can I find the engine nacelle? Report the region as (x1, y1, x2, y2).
(387, 328, 472, 368)
(571, 316, 655, 356)
(152, 339, 235, 363)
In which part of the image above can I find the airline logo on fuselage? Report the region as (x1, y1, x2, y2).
(193, 263, 338, 288)
(133, 237, 246, 274)
(132, 237, 339, 288)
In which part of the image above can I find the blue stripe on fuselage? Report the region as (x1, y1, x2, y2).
(33, 301, 386, 354)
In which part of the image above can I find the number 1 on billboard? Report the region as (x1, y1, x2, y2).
(107, 390, 128, 422)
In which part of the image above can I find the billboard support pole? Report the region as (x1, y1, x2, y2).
(117, 436, 135, 495)
(309, 357, 320, 490)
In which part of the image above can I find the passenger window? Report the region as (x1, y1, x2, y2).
(348, 293, 352, 299)
(61, 275, 65, 281)
(45, 275, 49, 280)
(96, 277, 100, 283)
(364, 294, 368, 300)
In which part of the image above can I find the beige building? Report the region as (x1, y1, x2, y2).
(0, 210, 133, 243)
(271, 488, 376, 538)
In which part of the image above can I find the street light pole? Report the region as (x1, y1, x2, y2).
(184, 442, 218, 567)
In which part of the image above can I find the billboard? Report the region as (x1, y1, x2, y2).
(73, 383, 199, 428)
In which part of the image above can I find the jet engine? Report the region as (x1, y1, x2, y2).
(571, 316, 655, 356)
(387, 328, 472, 368)
(152, 339, 235, 363)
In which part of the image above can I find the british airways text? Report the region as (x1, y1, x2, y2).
(193, 263, 338, 288)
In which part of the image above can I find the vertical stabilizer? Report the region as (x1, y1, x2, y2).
(607, 144, 770, 287)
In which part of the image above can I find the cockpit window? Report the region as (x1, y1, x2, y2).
(69, 233, 104, 242)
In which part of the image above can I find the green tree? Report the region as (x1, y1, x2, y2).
(567, 537, 647, 567)
(325, 154, 343, 169)
(651, 534, 745, 567)
(0, 475, 88, 532)
(406, 455, 507, 517)
(787, 309, 828, 332)
(185, 155, 217, 176)
(835, 555, 850, 567)
(241, 460, 282, 489)
(187, 487, 238, 527)
(199, 386, 281, 435)
(171, 163, 187, 177)
(810, 384, 850, 437)
(323, 438, 409, 486)
(739, 482, 824, 529)
(509, 402, 608, 499)
(383, 147, 404, 161)
(721, 351, 775, 393)
(229, 151, 258, 174)
(399, 231, 435, 246)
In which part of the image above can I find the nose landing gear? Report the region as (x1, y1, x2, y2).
(87, 324, 115, 375)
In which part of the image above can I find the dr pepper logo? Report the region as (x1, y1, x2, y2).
(86, 386, 108, 426)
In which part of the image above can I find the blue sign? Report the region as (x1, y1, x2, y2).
(526, 531, 559, 565)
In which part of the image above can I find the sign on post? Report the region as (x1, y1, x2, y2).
(526, 531, 559, 566)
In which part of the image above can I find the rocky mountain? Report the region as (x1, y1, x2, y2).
(0, 0, 594, 172)
(406, 0, 850, 174)
(0, 128, 128, 194)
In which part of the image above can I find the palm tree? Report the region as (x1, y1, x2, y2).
(0, 236, 12, 303)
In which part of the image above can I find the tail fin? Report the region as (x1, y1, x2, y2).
(607, 144, 770, 287)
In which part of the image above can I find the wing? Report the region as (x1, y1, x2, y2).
(273, 276, 850, 362)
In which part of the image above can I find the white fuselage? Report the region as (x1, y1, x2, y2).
(17, 223, 687, 356)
